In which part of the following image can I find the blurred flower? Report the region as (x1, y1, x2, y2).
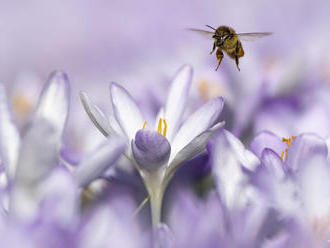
(210, 129, 260, 209)
(167, 189, 285, 248)
(73, 136, 126, 188)
(251, 131, 330, 247)
(78, 196, 148, 248)
(0, 71, 71, 219)
(80, 65, 224, 226)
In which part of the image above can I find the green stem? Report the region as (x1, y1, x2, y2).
(150, 188, 164, 227)
(141, 169, 166, 228)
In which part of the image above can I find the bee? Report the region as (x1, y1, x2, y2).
(189, 25, 272, 71)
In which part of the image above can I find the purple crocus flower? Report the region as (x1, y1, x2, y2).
(167, 189, 288, 248)
(251, 131, 330, 247)
(80, 65, 225, 226)
(78, 196, 149, 248)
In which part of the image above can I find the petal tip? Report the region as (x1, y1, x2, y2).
(79, 91, 89, 103)
(179, 64, 193, 74)
(48, 71, 69, 85)
(109, 82, 122, 91)
(109, 82, 127, 99)
(46, 70, 70, 99)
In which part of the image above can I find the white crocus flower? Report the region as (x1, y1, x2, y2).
(0, 72, 125, 220)
(80, 65, 224, 225)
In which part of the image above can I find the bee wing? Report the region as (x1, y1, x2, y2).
(187, 28, 214, 39)
(237, 32, 272, 41)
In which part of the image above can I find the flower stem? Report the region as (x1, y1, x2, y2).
(150, 189, 164, 227)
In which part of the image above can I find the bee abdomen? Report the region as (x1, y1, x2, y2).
(236, 42, 244, 57)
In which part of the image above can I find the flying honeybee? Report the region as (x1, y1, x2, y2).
(189, 25, 272, 71)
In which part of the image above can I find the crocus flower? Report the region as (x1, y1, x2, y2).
(210, 129, 260, 209)
(0, 71, 126, 222)
(0, 71, 71, 219)
(78, 196, 148, 248)
(167, 189, 284, 248)
(251, 131, 330, 247)
(80, 65, 224, 226)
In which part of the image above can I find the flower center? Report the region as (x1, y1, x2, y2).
(280, 136, 296, 161)
(12, 93, 33, 123)
(142, 118, 167, 137)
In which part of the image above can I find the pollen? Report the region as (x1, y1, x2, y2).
(157, 118, 167, 137)
(280, 136, 296, 161)
(12, 93, 33, 123)
(142, 118, 167, 137)
(162, 119, 167, 137)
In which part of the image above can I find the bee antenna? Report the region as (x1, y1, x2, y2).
(205, 25, 216, 31)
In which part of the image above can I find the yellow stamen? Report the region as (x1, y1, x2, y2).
(162, 119, 167, 137)
(157, 118, 162, 134)
(280, 136, 296, 161)
(142, 121, 147, 129)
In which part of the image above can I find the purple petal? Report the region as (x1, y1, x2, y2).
(80, 91, 113, 137)
(250, 130, 287, 158)
(261, 148, 286, 180)
(154, 223, 174, 248)
(34, 71, 70, 136)
(74, 136, 126, 187)
(164, 65, 193, 142)
(132, 130, 171, 172)
(286, 133, 328, 171)
(170, 97, 224, 161)
(0, 84, 21, 180)
(110, 82, 144, 141)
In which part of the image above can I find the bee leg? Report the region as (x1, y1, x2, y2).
(210, 42, 216, 54)
(235, 56, 240, 71)
(215, 49, 224, 71)
(234, 42, 242, 71)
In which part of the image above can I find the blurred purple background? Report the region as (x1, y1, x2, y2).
(1, 0, 330, 152)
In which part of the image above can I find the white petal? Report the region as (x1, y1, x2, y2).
(224, 130, 260, 171)
(74, 136, 126, 187)
(80, 91, 113, 137)
(212, 130, 259, 209)
(164, 65, 193, 141)
(110, 83, 144, 140)
(0, 84, 21, 180)
(154, 108, 164, 130)
(34, 71, 70, 136)
(109, 114, 125, 137)
(167, 122, 224, 176)
(286, 133, 328, 171)
(15, 119, 59, 185)
(39, 168, 78, 227)
(170, 97, 224, 161)
(298, 155, 330, 219)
